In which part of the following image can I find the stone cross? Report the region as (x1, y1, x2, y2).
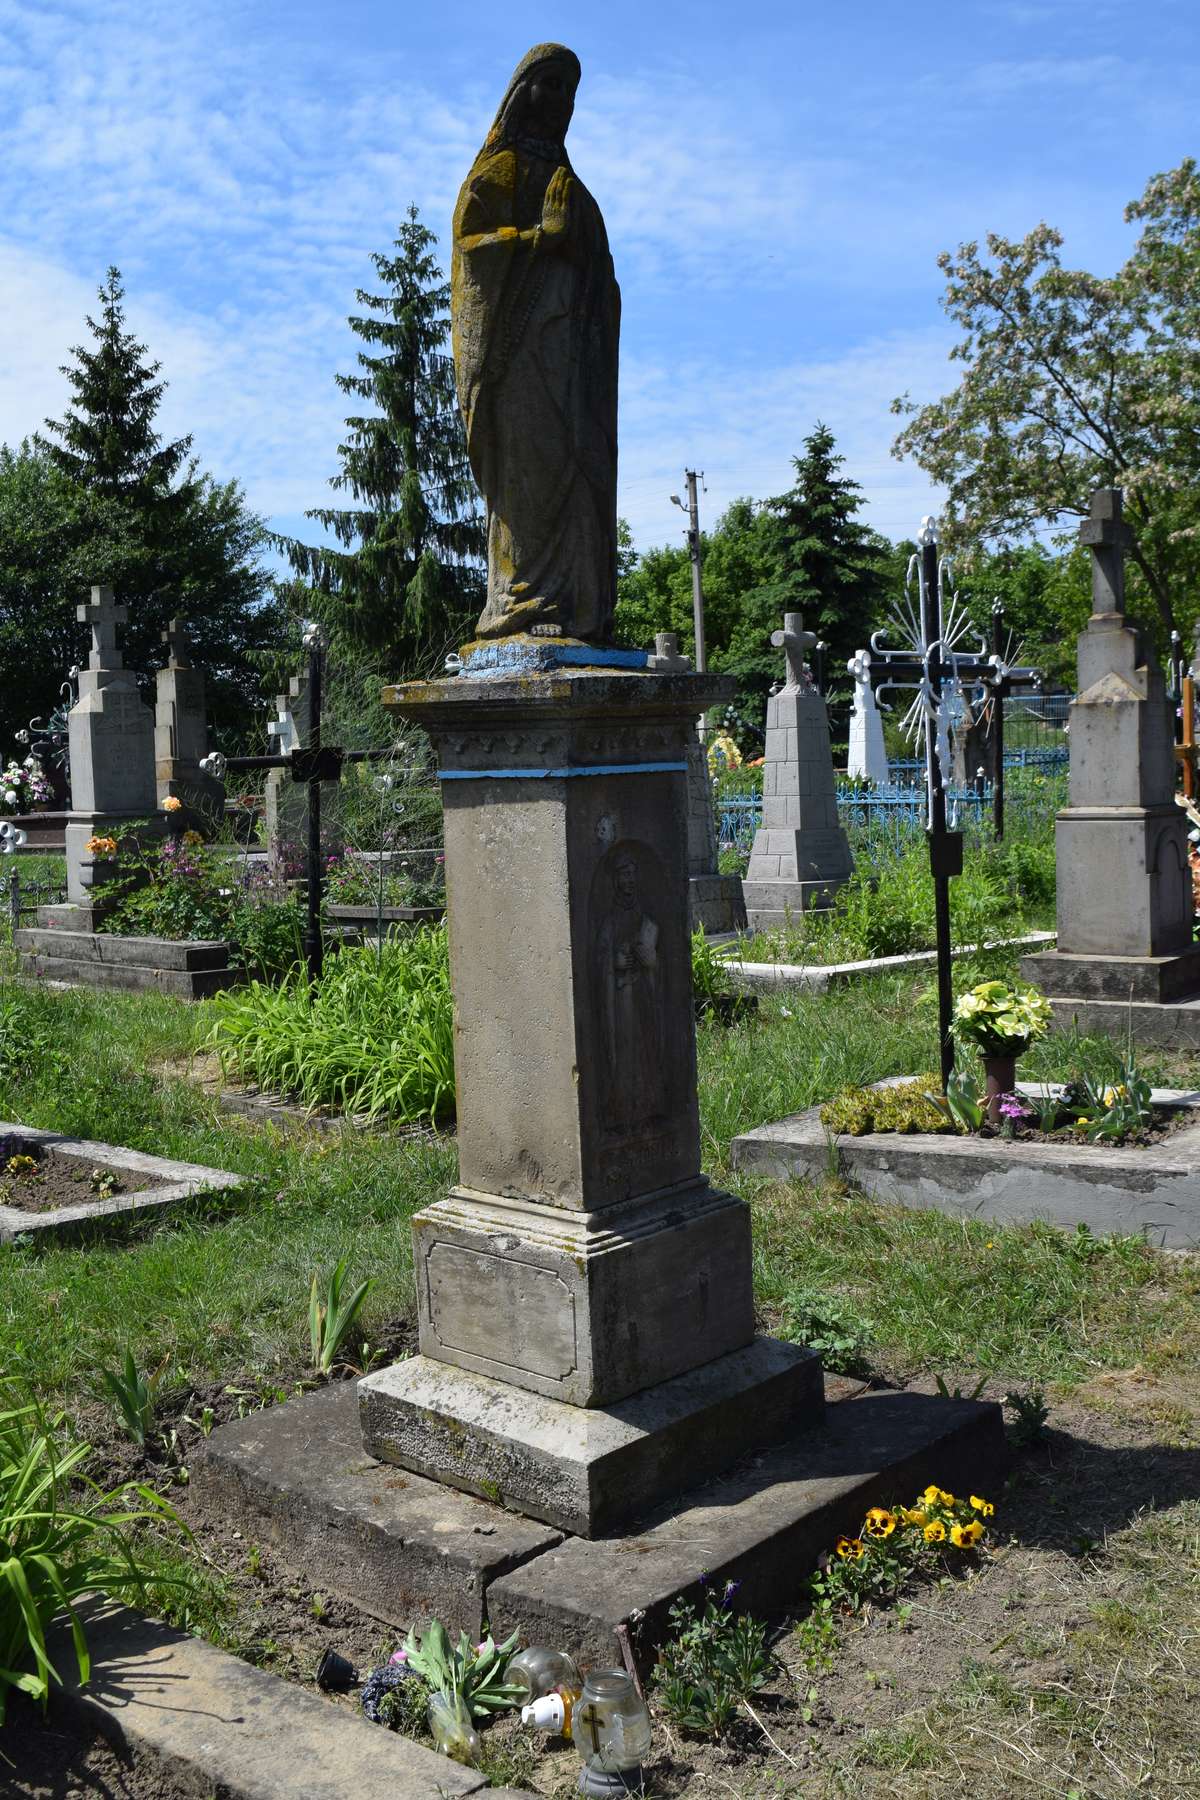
(1079, 487, 1133, 618)
(77, 585, 128, 671)
(770, 611, 817, 689)
(162, 616, 191, 670)
(647, 630, 692, 672)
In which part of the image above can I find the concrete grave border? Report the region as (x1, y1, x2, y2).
(0, 1120, 245, 1244)
(722, 930, 1055, 994)
(731, 1081, 1200, 1249)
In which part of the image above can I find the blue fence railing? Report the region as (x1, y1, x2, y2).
(889, 746, 1067, 776)
(717, 771, 1064, 858)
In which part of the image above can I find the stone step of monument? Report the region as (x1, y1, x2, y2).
(42, 1596, 531, 1800)
(19, 923, 231, 970)
(193, 1376, 1004, 1667)
(17, 945, 237, 999)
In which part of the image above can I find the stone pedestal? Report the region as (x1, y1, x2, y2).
(155, 620, 223, 832)
(359, 654, 821, 1536)
(1023, 490, 1200, 1026)
(743, 615, 854, 929)
(64, 587, 160, 919)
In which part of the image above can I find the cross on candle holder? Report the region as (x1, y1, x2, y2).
(161, 617, 191, 670)
(771, 611, 817, 689)
(76, 585, 128, 671)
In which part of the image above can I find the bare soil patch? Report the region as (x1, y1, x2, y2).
(0, 1143, 164, 1214)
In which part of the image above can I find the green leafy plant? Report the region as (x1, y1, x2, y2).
(1005, 1387, 1050, 1447)
(929, 1065, 986, 1133)
(98, 1349, 166, 1448)
(1066, 1056, 1155, 1143)
(210, 930, 455, 1124)
(399, 1619, 523, 1719)
(951, 979, 1052, 1057)
(0, 1384, 181, 1722)
(820, 1076, 951, 1137)
(690, 927, 728, 1003)
(780, 1288, 874, 1377)
(309, 1259, 373, 1374)
(653, 1586, 772, 1740)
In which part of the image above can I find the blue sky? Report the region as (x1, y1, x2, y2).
(0, 0, 1196, 569)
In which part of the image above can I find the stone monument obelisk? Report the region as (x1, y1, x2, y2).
(155, 618, 224, 832)
(62, 586, 158, 925)
(358, 43, 819, 1538)
(648, 630, 746, 934)
(1023, 488, 1200, 1026)
(741, 612, 855, 930)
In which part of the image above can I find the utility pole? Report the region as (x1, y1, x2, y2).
(671, 471, 708, 742)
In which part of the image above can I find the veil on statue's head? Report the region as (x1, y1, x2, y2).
(482, 42, 581, 154)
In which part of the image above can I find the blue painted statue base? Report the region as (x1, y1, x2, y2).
(453, 636, 648, 679)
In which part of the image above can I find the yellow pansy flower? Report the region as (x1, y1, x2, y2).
(951, 1519, 984, 1548)
(923, 1520, 947, 1543)
(969, 1495, 994, 1516)
(864, 1507, 896, 1538)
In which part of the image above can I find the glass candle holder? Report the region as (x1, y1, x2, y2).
(508, 1645, 582, 1703)
(572, 1668, 652, 1795)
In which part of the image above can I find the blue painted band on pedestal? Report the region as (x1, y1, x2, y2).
(456, 641, 650, 679)
(439, 761, 688, 781)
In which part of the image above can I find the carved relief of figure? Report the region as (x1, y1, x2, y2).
(595, 846, 667, 1132)
(451, 43, 620, 644)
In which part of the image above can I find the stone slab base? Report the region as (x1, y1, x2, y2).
(360, 1337, 824, 1537)
(16, 922, 236, 998)
(488, 1389, 1007, 1663)
(192, 1379, 1004, 1667)
(8, 809, 68, 850)
(689, 873, 746, 934)
(192, 1379, 562, 1639)
(742, 877, 846, 929)
(731, 1084, 1200, 1248)
(1041, 993, 1200, 1051)
(45, 1597, 527, 1799)
(1022, 945, 1200, 1004)
(0, 1120, 244, 1244)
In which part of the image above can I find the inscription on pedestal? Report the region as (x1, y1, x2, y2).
(426, 1242, 577, 1380)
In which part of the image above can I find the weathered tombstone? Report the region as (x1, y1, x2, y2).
(1022, 488, 1200, 1034)
(647, 631, 746, 934)
(741, 612, 854, 930)
(62, 586, 158, 923)
(155, 618, 224, 832)
(846, 647, 890, 784)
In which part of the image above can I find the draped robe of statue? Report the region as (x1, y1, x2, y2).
(452, 44, 621, 643)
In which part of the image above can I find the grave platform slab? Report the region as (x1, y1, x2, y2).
(488, 1389, 1006, 1663)
(0, 1120, 245, 1244)
(192, 1379, 562, 1641)
(16, 920, 237, 998)
(192, 1381, 1004, 1670)
(360, 1337, 824, 1538)
(731, 1083, 1200, 1248)
(47, 1597, 536, 1799)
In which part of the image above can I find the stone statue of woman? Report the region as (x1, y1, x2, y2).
(451, 44, 620, 644)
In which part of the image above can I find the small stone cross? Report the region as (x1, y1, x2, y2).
(162, 616, 191, 670)
(1079, 487, 1133, 618)
(848, 647, 873, 690)
(76, 584, 128, 671)
(646, 630, 692, 672)
(771, 611, 817, 688)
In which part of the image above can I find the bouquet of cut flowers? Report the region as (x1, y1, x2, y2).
(0, 758, 54, 814)
(951, 979, 1051, 1057)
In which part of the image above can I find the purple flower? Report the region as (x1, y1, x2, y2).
(998, 1094, 1030, 1120)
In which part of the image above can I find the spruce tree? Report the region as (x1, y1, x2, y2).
(277, 206, 483, 672)
(719, 424, 890, 732)
(26, 268, 287, 746)
(40, 267, 196, 510)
